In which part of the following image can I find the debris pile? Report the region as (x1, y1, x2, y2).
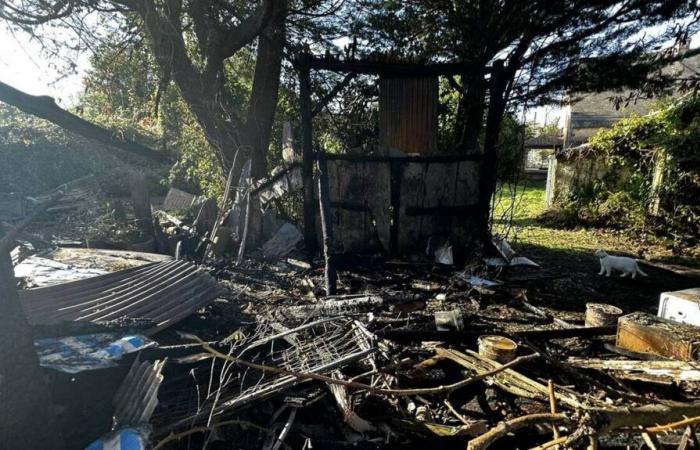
(5, 179, 700, 450)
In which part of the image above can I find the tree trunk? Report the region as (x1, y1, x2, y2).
(245, 0, 287, 180)
(240, 0, 287, 245)
(478, 60, 508, 242)
(0, 248, 63, 449)
(137, 0, 287, 211)
(456, 69, 488, 152)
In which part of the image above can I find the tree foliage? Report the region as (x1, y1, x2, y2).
(1, 0, 700, 235)
(350, 0, 700, 151)
(0, 104, 158, 195)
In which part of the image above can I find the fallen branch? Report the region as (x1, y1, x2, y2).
(597, 403, 700, 433)
(471, 406, 700, 450)
(445, 399, 474, 426)
(0, 194, 61, 252)
(467, 413, 570, 450)
(184, 333, 539, 396)
(548, 380, 560, 445)
(152, 419, 279, 450)
(530, 436, 568, 450)
(646, 415, 700, 433)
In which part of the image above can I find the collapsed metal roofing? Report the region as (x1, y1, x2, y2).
(19, 260, 222, 335)
(113, 357, 165, 429)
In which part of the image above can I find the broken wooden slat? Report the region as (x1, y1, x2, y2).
(616, 312, 700, 361)
(377, 326, 616, 343)
(567, 357, 700, 384)
(275, 295, 383, 321)
(436, 348, 586, 409)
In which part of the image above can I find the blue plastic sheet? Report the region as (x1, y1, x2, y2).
(35, 334, 156, 373)
(85, 427, 148, 450)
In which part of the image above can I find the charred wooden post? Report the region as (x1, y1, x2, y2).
(129, 172, 154, 240)
(317, 152, 337, 295)
(389, 160, 402, 256)
(298, 54, 318, 256)
(236, 190, 252, 265)
(478, 59, 507, 242)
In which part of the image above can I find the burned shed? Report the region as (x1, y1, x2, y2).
(297, 56, 490, 264)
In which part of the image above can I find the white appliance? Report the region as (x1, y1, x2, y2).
(658, 288, 700, 327)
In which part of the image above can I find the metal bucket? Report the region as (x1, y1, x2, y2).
(585, 303, 623, 327)
(478, 335, 518, 363)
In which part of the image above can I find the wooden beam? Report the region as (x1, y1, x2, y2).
(321, 152, 482, 163)
(0, 80, 165, 162)
(377, 326, 617, 343)
(298, 54, 318, 256)
(389, 160, 402, 256)
(129, 172, 154, 238)
(317, 152, 337, 295)
(478, 59, 507, 240)
(306, 56, 474, 76)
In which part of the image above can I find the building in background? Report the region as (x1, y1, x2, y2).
(545, 47, 700, 206)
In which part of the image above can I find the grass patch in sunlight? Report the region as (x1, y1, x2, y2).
(492, 178, 699, 267)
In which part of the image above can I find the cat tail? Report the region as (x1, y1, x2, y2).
(636, 263, 648, 277)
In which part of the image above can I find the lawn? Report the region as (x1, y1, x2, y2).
(492, 179, 700, 268)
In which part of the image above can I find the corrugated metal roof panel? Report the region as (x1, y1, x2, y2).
(113, 357, 165, 428)
(18, 260, 222, 335)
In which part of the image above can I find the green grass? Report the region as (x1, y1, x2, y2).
(492, 179, 700, 266)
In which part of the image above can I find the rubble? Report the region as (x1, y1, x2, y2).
(161, 187, 198, 212)
(85, 357, 164, 450)
(261, 222, 303, 261)
(5, 176, 700, 450)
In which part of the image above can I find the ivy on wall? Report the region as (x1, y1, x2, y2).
(556, 95, 700, 247)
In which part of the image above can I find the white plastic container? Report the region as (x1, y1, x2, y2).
(658, 288, 700, 327)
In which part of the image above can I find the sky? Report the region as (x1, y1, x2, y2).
(2, 21, 700, 124)
(0, 24, 88, 106)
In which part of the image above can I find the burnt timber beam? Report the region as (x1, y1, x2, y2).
(405, 205, 480, 217)
(306, 56, 476, 77)
(320, 152, 482, 163)
(317, 152, 337, 295)
(377, 326, 617, 343)
(478, 59, 507, 240)
(389, 160, 401, 256)
(311, 72, 357, 117)
(297, 54, 318, 256)
(250, 161, 302, 195)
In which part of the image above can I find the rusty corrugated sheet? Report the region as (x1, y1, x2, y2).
(18, 260, 222, 335)
(379, 76, 438, 154)
(113, 357, 166, 428)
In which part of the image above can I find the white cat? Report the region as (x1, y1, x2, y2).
(594, 249, 648, 279)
